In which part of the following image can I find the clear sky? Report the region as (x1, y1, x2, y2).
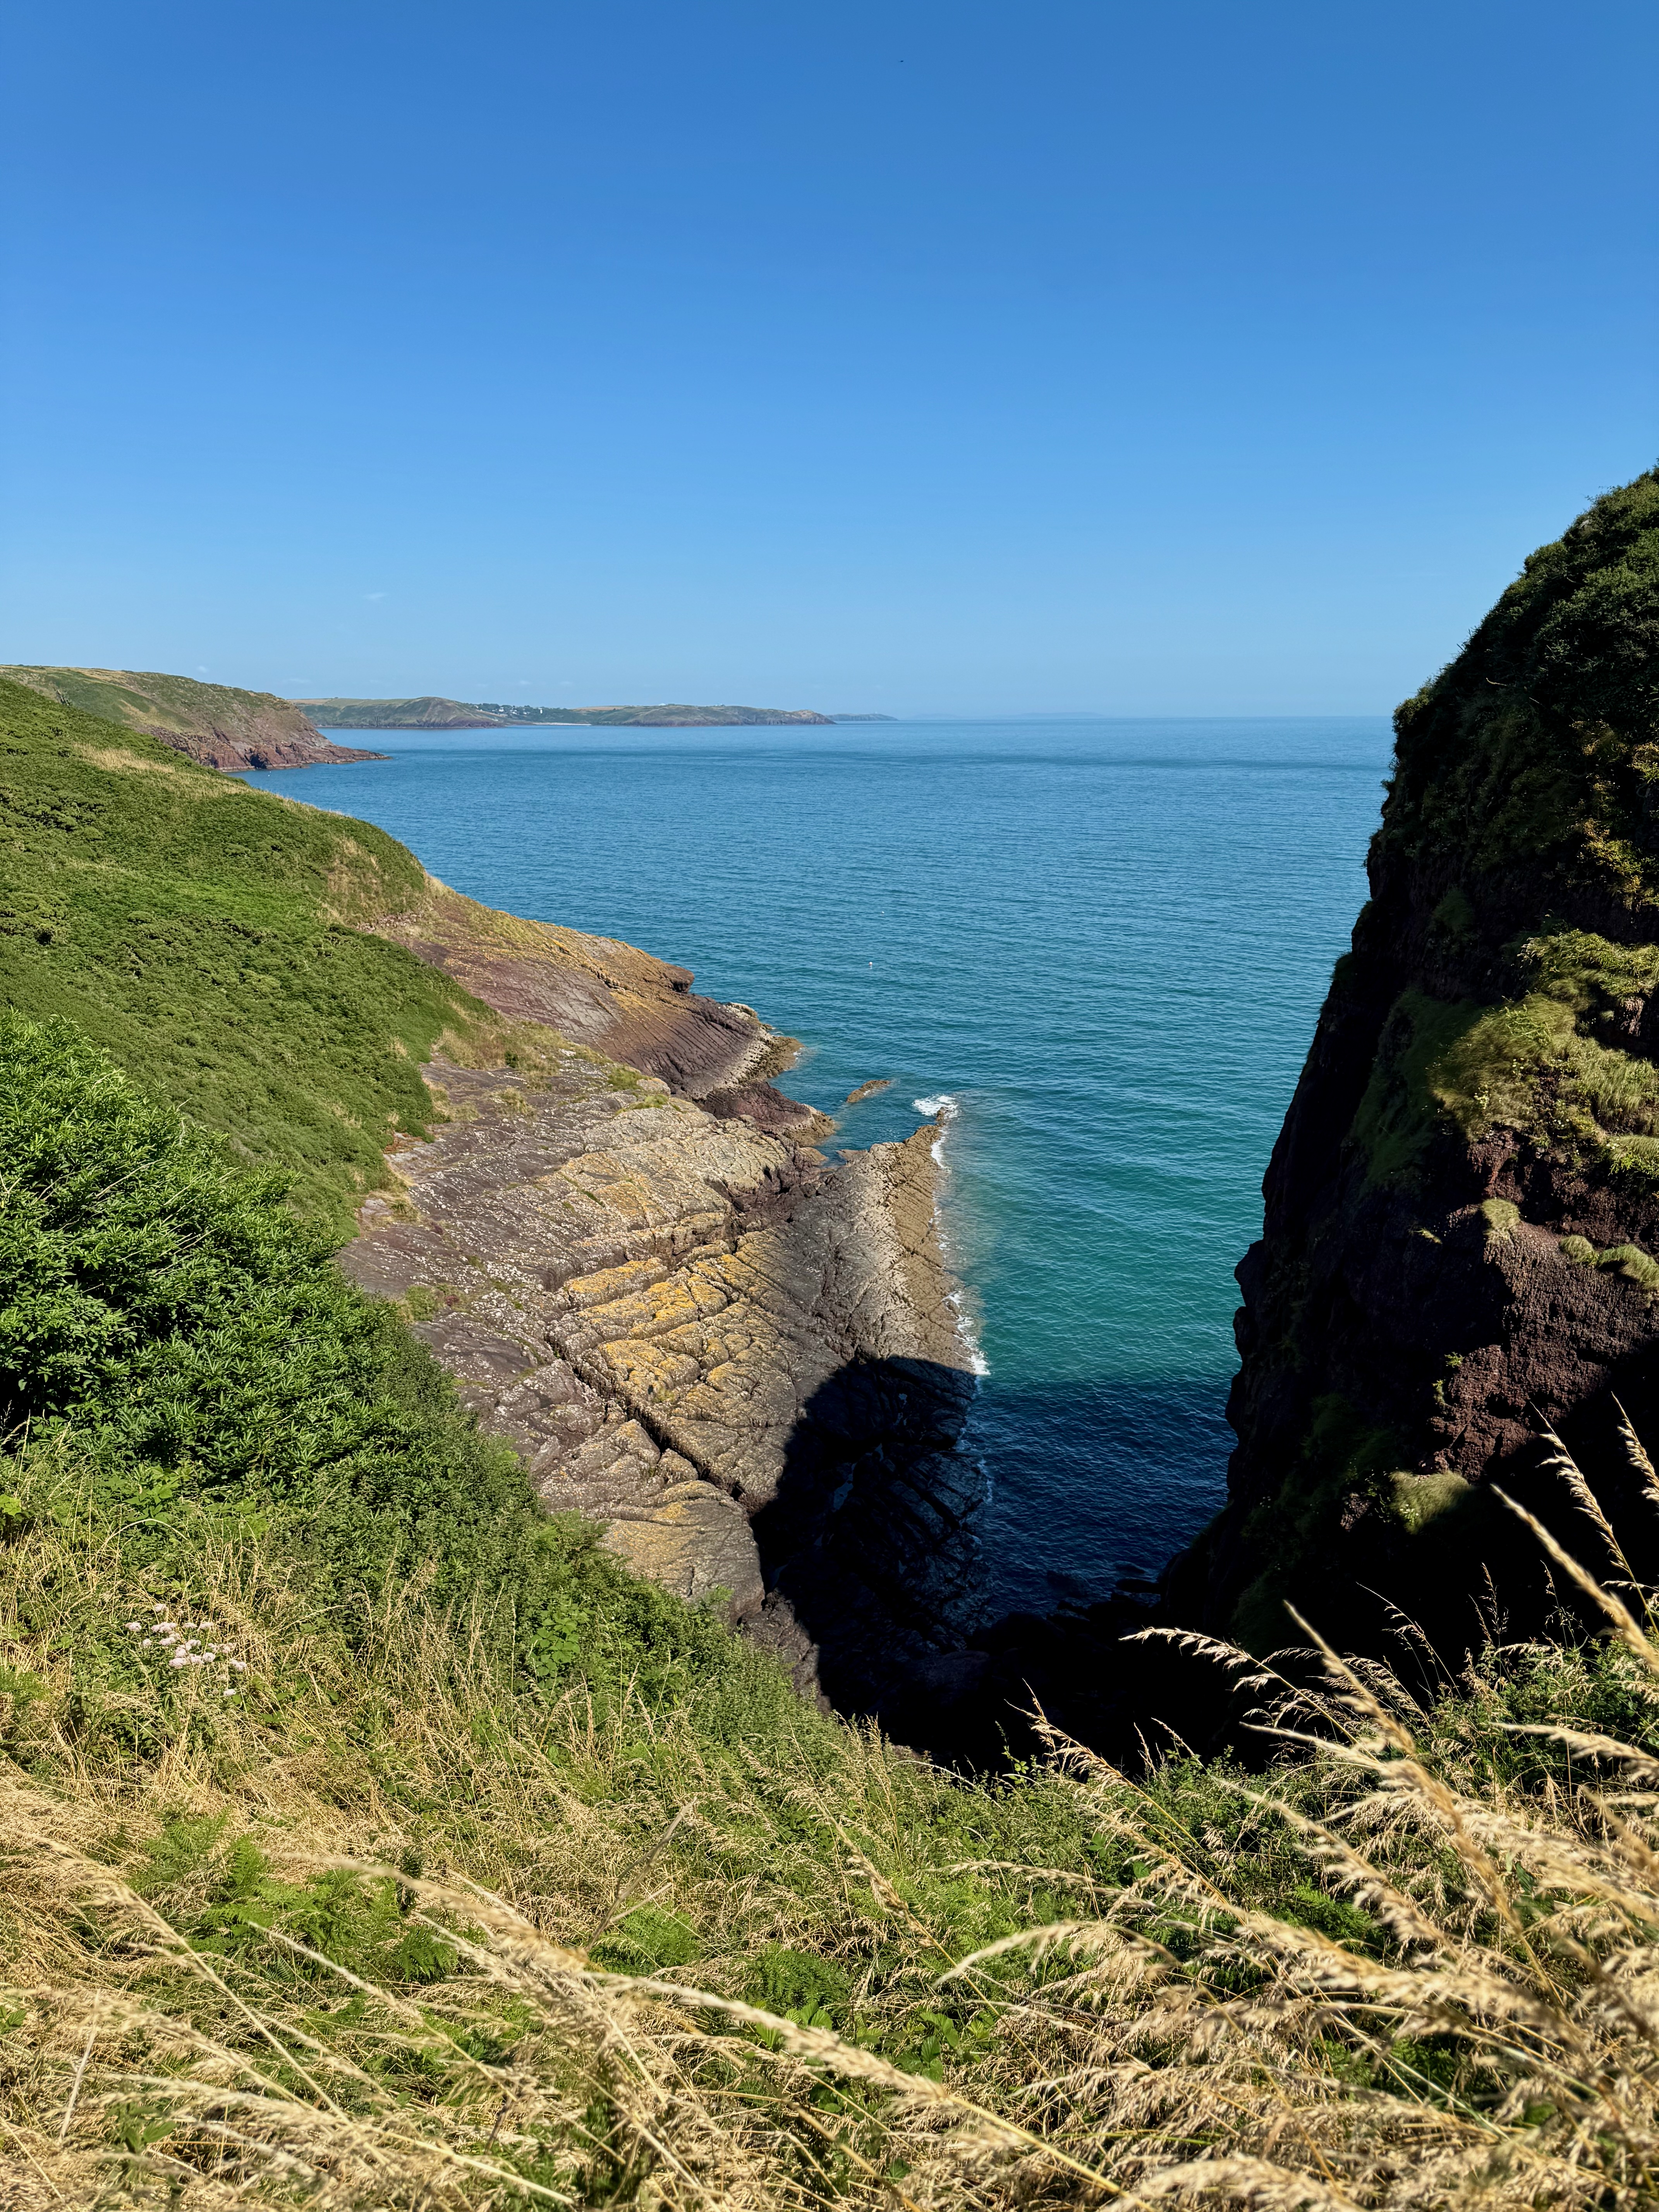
(2, 0, 1654, 716)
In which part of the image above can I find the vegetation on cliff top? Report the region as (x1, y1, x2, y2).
(10, 1012, 1659, 2207)
(1385, 465, 1659, 888)
(302, 696, 836, 727)
(0, 676, 546, 1229)
(1334, 471, 1659, 1192)
(13, 580, 1659, 2201)
(1, 666, 332, 748)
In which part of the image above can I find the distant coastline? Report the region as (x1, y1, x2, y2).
(296, 694, 850, 730)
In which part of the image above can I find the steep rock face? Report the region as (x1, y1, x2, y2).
(1175, 469, 1659, 1653)
(339, 1057, 981, 1708)
(0, 667, 387, 770)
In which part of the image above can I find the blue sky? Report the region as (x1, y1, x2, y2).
(2, 0, 1654, 715)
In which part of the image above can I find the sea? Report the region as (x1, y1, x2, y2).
(240, 716, 1391, 1618)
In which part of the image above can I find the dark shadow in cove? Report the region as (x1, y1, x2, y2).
(966, 1373, 1234, 1613)
(752, 1364, 1252, 1767)
(752, 1360, 1239, 1740)
(748, 1354, 984, 1719)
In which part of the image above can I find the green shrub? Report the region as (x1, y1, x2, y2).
(0, 675, 508, 1227)
(0, 1012, 778, 1726)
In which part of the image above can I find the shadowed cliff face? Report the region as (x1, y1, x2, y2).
(1171, 468, 1659, 1655)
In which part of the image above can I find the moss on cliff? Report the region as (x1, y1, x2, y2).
(1384, 467, 1659, 893)
(1349, 922, 1659, 1188)
(1210, 466, 1659, 1656)
(1230, 1392, 1400, 1652)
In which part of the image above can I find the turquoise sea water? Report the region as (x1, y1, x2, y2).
(242, 718, 1390, 1616)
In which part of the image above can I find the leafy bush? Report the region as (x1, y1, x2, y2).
(0, 1012, 764, 1720)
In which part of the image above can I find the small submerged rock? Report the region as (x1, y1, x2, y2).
(843, 1077, 894, 1106)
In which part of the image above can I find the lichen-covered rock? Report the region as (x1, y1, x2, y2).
(341, 1053, 980, 1708)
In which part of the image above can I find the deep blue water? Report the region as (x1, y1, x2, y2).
(242, 718, 1390, 1616)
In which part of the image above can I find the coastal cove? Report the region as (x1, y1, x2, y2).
(244, 715, 1389, 1615)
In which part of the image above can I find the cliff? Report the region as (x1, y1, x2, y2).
(302, 695, 836, 727)
(0, 671, 980, 1716)
(0, 665, 388, 769)
(1171, 466, 1659, 1654)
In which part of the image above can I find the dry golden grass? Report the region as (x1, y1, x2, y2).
(9, 1429, 1659, 2207)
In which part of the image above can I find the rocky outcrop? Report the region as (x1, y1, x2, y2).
(1167, 468, 1659, 1656)
(372, 877, 832, 1137)
(339, 1055, 981, 1707)
(0, 666, 386, 771)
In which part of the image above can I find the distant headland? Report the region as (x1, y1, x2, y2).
(0, 667, 897, 770)
(297, 695, 854, 729)
(0, 665, 386, 771)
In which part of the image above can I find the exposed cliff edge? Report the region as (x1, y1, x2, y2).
(0, 666, 387, 770)
(1164, 465, 1659, 1657)
(357, 879, 983, 1709)
(370, 874, 833, 1140)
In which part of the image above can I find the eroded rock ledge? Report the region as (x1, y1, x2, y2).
(370, 880, 832, 1141)
(340, 1053, 982, 1710)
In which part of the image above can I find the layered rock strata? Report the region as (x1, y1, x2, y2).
(371, 883, 832, 1141)
(340, 1054, 982, 1707)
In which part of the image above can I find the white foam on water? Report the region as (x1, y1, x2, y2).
(913, 1094, 989, 1376)
(950, 1289, 991, 1378)
(913, 1091, 958, 1165)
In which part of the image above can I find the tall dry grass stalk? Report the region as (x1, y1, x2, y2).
(9, 1422, 1659, 2205)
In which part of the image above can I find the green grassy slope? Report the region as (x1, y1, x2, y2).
(304, 695, 833, 726)
(6, 1010, 1658, 2210)
(0, 677, 525, 1228)
(297, 695, 508, 727)
(5, 668, 1659, 2202)
(1, 665, 328, 745)
(1384, 465, 1659, 888)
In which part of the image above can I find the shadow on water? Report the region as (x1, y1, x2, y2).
(966, 1375, 1233, 1613)
(751, 1360, 1238, 1767)
(749, 1353, 984, 1716)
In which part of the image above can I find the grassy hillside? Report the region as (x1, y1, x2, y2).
(1, 666, 328, 747)
(1385, 466, 1659, 888)
(0, 676, 541, 1229)
(304, 696, 835, 726)
(297, 695, 509, 728)
(6, 1014, 1659, 2208)
(7, 668, 1659, 2206)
